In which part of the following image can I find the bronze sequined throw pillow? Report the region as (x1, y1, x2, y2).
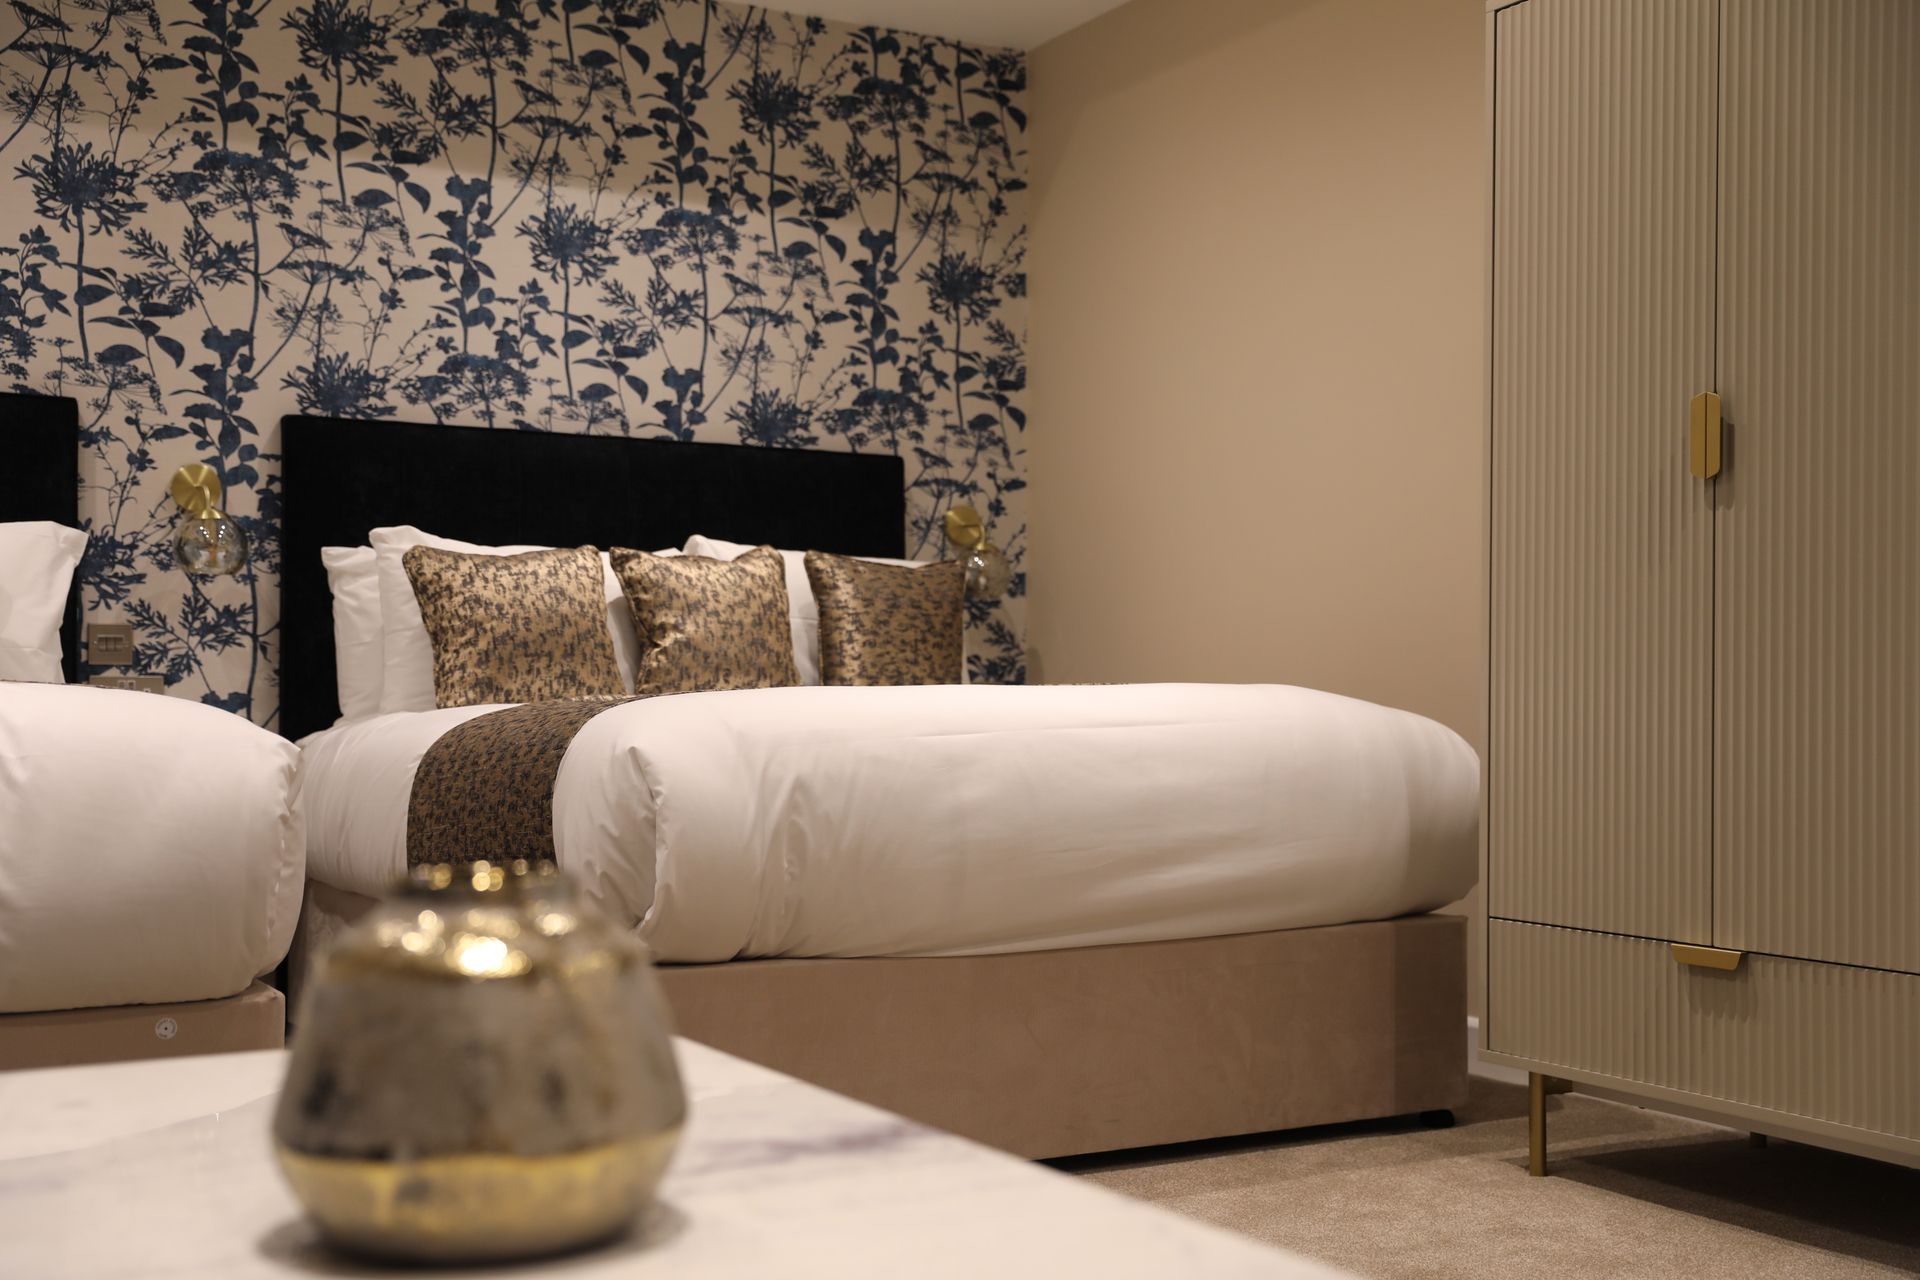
(804, 551, 965, 685)
(609, 544, 800, 696)
(402, 545, 624, 708)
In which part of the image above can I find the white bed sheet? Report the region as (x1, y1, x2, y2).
(301, 684, 1478, 963)
(0, 684, 306, 1013)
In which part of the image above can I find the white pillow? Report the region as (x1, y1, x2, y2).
(0, 521, 86, 683)
(371, 527, 674, 712)
(321, 546, 384, 719)
(681, 535, 932, 686)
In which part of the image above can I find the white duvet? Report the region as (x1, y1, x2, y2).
(302, 683, 1478, 963)
(0, 683, 306, 1012)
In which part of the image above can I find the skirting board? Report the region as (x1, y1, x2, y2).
(0, 981, 285, 1072)
(1466, 1016, 1527, 1085)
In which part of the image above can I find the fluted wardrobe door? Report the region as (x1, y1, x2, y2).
(1715, 0, 1920, 974)
(1489, 0, 1718, 942)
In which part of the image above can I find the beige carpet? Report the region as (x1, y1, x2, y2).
(1058, 1079, 1920, 1278)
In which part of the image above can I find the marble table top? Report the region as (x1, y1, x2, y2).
(0, 1040, 1349, 1279)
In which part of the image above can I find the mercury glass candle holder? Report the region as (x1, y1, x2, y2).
(273, 860, 686, 1263)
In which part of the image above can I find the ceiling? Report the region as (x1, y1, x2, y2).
(764, 0, 1130, 49)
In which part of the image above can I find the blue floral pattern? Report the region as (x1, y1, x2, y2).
(0, 0, 1027, 722)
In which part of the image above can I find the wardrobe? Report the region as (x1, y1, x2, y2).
(1483, 0, 1919, 1171)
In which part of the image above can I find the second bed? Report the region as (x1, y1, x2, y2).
(281, 414, 1479, 1159)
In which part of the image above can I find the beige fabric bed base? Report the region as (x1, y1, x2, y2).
(658, 914, 1466, 1158)
(291, 884, 1466, 1159)
(0, 981, 285, 1072)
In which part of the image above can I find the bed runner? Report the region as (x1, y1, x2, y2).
(406, 697, 639, 867)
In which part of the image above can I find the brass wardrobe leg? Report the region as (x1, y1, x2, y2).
(1528, 1071, 1548, 1176)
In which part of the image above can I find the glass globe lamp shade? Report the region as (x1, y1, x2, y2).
(175, 512, 250, 577)
(962, 541, 1012, 601)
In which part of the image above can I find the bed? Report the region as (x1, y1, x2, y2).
(0, 394, 305, 1069)
(283, 414, 1478, 1159)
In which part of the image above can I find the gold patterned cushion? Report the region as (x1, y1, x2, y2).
(402, 545, 624, 708)
(609, 545, 799, 695)
(804, 552, 965, 686)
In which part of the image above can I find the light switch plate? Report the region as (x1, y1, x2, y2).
(87, 673, 165, 695)
(87, 623, 135, 667)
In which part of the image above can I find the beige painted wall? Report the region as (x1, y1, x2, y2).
(1029, 0, 1487, 1010)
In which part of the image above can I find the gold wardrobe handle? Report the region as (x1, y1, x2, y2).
(1689, 391, 1723, 479)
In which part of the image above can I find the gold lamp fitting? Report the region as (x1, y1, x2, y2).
(944, 503, 1012, 602)
(170, 463, 224, 518)
(170, 463, 250, 577)
(944, 504, 987, 551)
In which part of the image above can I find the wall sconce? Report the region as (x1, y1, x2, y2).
(944, 503, 1012, 601)
(170, 463, 250, 577)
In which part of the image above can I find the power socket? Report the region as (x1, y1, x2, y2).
(87, 673, 166, 695)
(87, 623, 135, 667)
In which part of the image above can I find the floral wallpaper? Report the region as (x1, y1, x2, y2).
(0, 0, 1028, 724)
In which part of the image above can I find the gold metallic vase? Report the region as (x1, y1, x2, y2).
(273, 861, 686, 1263)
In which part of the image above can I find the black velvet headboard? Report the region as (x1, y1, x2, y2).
(2, 393, 82, 682)
(280, 416, 907, 739)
